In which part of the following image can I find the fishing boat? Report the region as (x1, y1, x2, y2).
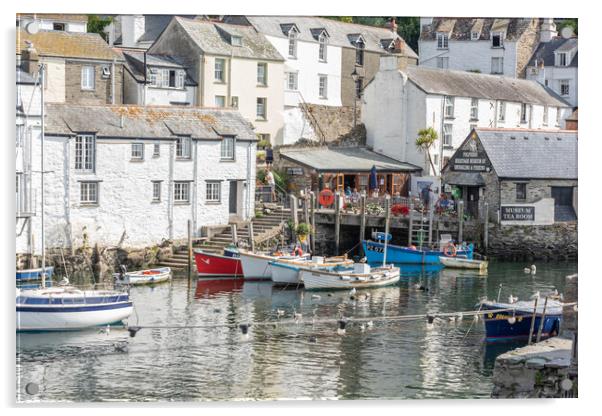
(299, 263, 400, 290)
(16, 286, 133, 331)
(114, 266, 171, 285)
(194, 249, 244, 277)
(269, 256, 354, 286)
(477, 299, 563, 342)
(16, 266, 55, 281)
(440, 256, 488, 272)
(362, 240, 474, 264)
(238, 249, 310, 280)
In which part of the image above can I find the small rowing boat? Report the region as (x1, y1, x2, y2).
(270, 256, 354, 286)
(114, 267, 171, 285)
(440, 256, 488, 273)
(299, 263, 400, 290)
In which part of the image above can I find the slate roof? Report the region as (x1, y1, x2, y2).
(121, 50, 197, 85)
(16, 29, 123, 61)
(420, 17, 537, 41)
(45, 104, 257, 141)
(527, 37, 578, 67)
(173, 17, 284, 61)
(228, 16, 418, 59)
(404, 66, 571, 107)
(279, 147, 421, 172)
(474, 128, 577, 179)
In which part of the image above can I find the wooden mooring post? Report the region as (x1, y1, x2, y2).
(290, 194, 298, 243)
(458, 200, 464, 243)
(408, 198, 414, 246)
(248, 221, 255, 252)
(359, 194, 367, 254)
(483, 202, 489, 254)
(310, 191, 316, 254)
(527, 297, 539, 345)
(334, 191, 341, 255)
(231, 223, 238, 244)
(187, 219, 193, 281)
(428, 206, 434, 246)
(536, 296, 549, 343)
(383, 197, 391, 265)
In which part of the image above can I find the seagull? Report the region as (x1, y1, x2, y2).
(531, 265, 537, 274)
(349, 288, 357, 296)
(508, 295, 518, 304)
(114, 342, 128, 353)
(448, 316, 456, 323)
(276, 308, 285, 317)
(59, 276, 70, 286)
(530, 291, 540, 300)
(311, 294, 321, 300)
(98, 324, 110, 335)
(360, 323, 366, 332)
(366, 321, 374, 329)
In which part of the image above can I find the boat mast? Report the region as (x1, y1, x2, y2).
(39, 63, 46, 288)
(383, 196, 390, 266)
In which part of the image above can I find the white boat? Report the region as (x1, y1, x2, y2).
(299, 263, 401, 290)
(114, 267, 171, 285)
(16, 286, 133, 331)
(439, 256, 488, 272)
(270, 256, 354, 286)
(238, 250, 309, 280)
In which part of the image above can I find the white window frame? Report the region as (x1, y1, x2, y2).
(498, 101, 506, 122)
(557, 52, 568, 66)
(214, 59, 225, 83)
(153, 142, 160, 157)
(231, 36, 242, 47)
(470, 98, 479, 120)
(256, 97, 267, 120)
(560, 79, 570, 96)
(215, 95, 226, 108)
(443, 124, 453, 146)
(491, 32, 504, 48)
(152, 181, 161, 202)
(220, 136, 235, 160)
(174, 181, 190, 204)
(148, 68, 158, 87)
(231, 96, 239, 109)
(176, 136, 192, 159)
(437, 33, 449, 49)
(318, 34, 328, 62)
(286, 72, 298, 91)
(491, 57, 504, 74)
(444, 96, 454, 118)
(288, 30, 298, 58)
(131, 143, 144, 160)
(520, 103, 528, 124)
(206, 181, 221, 203)
(257, 63, 267, 86)
(80, 181, 99, 205)
(75, 134, 95, 172)
(543, 106, 549, 126)
(176, 70, 185, 89)
(81, 65, 95, 90)
(318, 75, 328, 99)
(436, 56, 449, 69)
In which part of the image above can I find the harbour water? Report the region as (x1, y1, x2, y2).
(16, 261, 576, 402)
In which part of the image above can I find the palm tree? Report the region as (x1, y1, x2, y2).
(415, 127, 438, 175)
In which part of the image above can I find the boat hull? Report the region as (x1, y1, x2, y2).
(481, 304, 562, 342)
(271, 261, 302, 285)
(17, 303, 133, 331)
(115, 267, 171, 285)
(16, 266, 54, 281)
(194, 250, 243, 277)
(239, 251, 308, 280)
(300, 267, 400, 290)
(439, 257, 488, 271)
(362, 240, 473, 264)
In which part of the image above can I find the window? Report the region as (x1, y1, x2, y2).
(81, 66, 95, 90)
(215, 95, 226, 107)
(152, 181, 161, 202)
(75, 134, 95, 171)
(444, 96, 454, 118)
(53, 23, 65, 31)
(471, 31, 479, 40)
(560, 80, 570, 96)
(206, 182, 221, 203)
(319, 34, 328, 61)
(355, 77, 363, 99)
(288, 30, 298, 58)
(149, 68, 184, 88)
(437, 33, 448, 49)
(443, 124, 453, 146)
(257, 63, 267, 86)
(556, 108, 561, 126)
(80, 182, 98, 205)
(516, 183, 527, 201)
(520, 103, 528, 124)
(492, 32, 504, 48)
(557, 52, 568, 66)
(355, 40, 365, 66)
(221, 136, 235, 160)
(318, 75, 328, 99)
(176, 136, 191, 159)
(436, 57, 449, 69)
(148, 68, 158, 86)
(286, 72, 298, 90)
(498, 101, 506, 122)
(153, 142, 160, 157)
(174, 182, 190, 203)
(491, 57, 503, 74)
(231, 96, 239, 109)
(214, 58, 225, 82)
(131, 143, 144, 160)
(176, 70, 185, 88)
(543, 106, 549, 125)
(470, 98, 479, 120)
(231, 36, 242, 47)
(256, 97, 267, 120)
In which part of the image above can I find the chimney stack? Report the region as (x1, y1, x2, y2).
(22, 42, 40, 76)
(386, 17, 398, 33)
(394, 37, 405, 53)
(540, 18, 558, 43)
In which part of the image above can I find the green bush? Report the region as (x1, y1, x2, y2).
(296, 222, 312, 236)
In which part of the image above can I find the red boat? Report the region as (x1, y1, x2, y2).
(194, 249, 243, 277)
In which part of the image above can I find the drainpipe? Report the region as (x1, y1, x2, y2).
(439, 95, 445, 176)
(227, 51, 233, 107)
(494, 100, 499, 128)
(198, 55, 204, 107)
(111, 58, 116, 104)
(143, 51, 147, 106)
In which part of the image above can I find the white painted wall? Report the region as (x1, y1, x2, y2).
(500, 198, 555, 226)
(145, 85, 196, 106)
(41, 58, 66, 103)
(419, 40, 519, 77)
(282, 107, 318, 144)
(19, 17, 87, 33)
(526, 65, 578, 107)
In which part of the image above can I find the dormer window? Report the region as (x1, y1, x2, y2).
(471, 31, 479, 40)
(231, 36, 242, 47)
(492, 32, 504, 48)
(53, 22, 65, 31)
(355, 38, 365, 66)
(557, 52, 569, 66)
(318, 33, 328, 62)
(287, 27, 299, 58)
(437, 33, 449, 49)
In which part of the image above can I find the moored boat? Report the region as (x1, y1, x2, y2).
(299, 263, 400, 290)
(239, 250, 309, 280)
(16, 286, 133, 331)
(440, 256, 488, 273)
(16, 266, 54, 281)
(114, 267, 171, 285)
(362, 240, 474, 264)
(194, 249, 243, 277)
(270, 256, 354, 286)
(478, 299, 563, 342)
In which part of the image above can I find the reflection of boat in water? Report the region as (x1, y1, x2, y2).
(17, 328, 129, 352)
(439, 268, 487, 280)
(440, 256, 488, 273)
(194, 278, 243, 298)
(394, 263, 444, 277)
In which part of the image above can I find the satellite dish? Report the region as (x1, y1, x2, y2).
(25, 21, 39, 35)
(560, 26, 574, 39)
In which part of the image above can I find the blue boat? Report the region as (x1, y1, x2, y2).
(362, 240, 473, 264)
(16, 266, 54, 281)
(478, 299, 562, 342)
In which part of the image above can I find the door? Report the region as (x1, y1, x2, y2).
(466, 186, 480, 219)
(229, 181, 237, 214)
(551, 186, 576, 221)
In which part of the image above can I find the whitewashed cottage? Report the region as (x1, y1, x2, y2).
(17, 13, 88, 33)
(362, 56, 572, 176)
(16, 104, 257, 255)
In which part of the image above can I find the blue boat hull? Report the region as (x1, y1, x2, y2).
(16, 267, 54, 281)
(362, 241, 473, 264)
(481, 305, 561, 342)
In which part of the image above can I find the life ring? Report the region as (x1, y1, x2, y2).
(443, 243, 457, 257)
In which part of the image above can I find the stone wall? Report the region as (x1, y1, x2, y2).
(300, 103, 360, 143)
(488, 222, 577, 261)
(65, 61, 124, 104)
(516, 19, 541, 78)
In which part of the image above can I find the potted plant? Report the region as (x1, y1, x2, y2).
(296, 222, 312, 243)
(391, 204, 410, 217)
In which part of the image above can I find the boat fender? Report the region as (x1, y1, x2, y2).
(337, 320, 347, 335)
(127, 326, 141, 338)
(443, 243, 457, 257)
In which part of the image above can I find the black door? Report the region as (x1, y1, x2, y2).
(229, 181, 237, 214)
(551, 187, 573, 206)
(466, 186, 480, 219)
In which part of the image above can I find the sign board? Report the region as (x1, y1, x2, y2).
(286, 167, 304, 175)
(501, 206, 535, 221)
(451, 132, 491, 172)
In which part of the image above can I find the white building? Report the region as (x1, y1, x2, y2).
(16, 13, 88, 33)
(418, 17, 540, 78)
(362, 57, 572, 176)
(526, 35, 578, 107)
(104, 15, 196, 49)
(16, 104, 257, 255)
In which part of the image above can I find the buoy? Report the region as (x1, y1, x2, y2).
(337, 320, 347, 335)
(127, 326, 141, 338)
(473, 314, 479, 322)
(360, 323, 366, 332)
(560, 378, 573, 391)
(507, 316, 516, 325)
